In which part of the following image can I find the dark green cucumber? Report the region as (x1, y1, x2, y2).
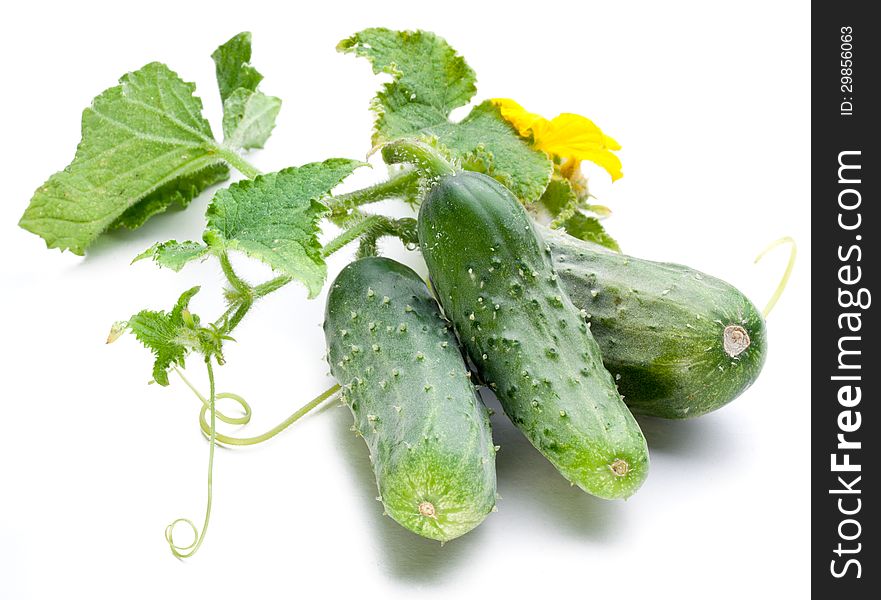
(542, 225, 767, 419)
(419, 172, 649, 500)
(324, 257, 496, 541)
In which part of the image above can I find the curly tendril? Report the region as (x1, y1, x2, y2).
(173, 367, 340, 447)
(754, 236, 797, 318)
(165, 360, 218, 559)
(164, 366, 340, 558)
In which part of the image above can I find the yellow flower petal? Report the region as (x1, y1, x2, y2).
(492, 99, 623, 181)
(568, 151, 622, 182)
(537, 114, 621, 180)
(492, 98, 548, 139)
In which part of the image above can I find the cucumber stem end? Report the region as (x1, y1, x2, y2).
(723, 325, 750, 357)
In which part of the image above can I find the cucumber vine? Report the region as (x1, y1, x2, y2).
(21, 27, 793, 556)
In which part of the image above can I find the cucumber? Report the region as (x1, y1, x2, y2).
(542, 225, 767, 418)
(324, 256, 497, 541)
(418, 171, 649, 500)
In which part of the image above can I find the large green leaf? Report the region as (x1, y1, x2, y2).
(339, 28, 552, 202)
(204, 160, 362, 297)
(19, 63, 226, 254)
(136, 160, 363, 296)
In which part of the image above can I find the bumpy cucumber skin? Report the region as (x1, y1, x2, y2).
(419, 172, 649, 500)
(542, 226, 767, 419)
(324, 257, 496, 541)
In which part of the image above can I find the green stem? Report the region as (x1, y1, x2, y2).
(326, 168, 421, 215)
(224, 297, 253, 333)
(322, 214, 419, 259)
(380, 139, 456, 179)
(217, 148, 261, 179)
(219, 252, 251, 294)
(213, 303, 239, 332)
(165, 359, 217, 559)
(253, 276, 292, 298)
(357, 217, 419, 258)
(321, 214, 383, 257)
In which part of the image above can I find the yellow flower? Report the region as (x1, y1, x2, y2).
(492, 98, 623, 181)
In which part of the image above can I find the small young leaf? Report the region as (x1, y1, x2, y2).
(539, 178, 580, 226)
(212, 32, 281, 151)
(536, 178, 619, 251)
(203, 159, 364, 297)
(133, 240, 210, 271)
(19, 63, 226, 254)
(560, 213, 621, 252)
(221, 88, 282, 150)
(212, 32, 263, 103)
(128, 287, 203, 385)
(339, 28, 552, 202)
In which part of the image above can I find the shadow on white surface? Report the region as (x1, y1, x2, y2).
(330, 404, 486, 583)
(320, 374, 747, 583)
(636, 411, 744, 461)
(483, 390, 629, 543)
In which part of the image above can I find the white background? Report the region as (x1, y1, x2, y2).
(0, 1, 810, 598)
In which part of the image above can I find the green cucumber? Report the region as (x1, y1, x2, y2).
(418, 171, 649, 500)
(324, 256, 497, 541)
(542, 225, 767, 419)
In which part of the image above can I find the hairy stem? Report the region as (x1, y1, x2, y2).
(217, 148, 262, 180)
(219, 252, 251, 294)
(380, 139, 456, 178)
(326, 168, 421, 216)
(356, 216, 419, 258)
(224, 297, 253, 333)
(322, 214, 383, 257)
(253, 275, 292, 298)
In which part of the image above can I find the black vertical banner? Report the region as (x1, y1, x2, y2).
(813, 2, 878, 595)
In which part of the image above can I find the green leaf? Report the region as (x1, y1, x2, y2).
(204, 159, 364, 297)
(337, 28, 477, 141)
(221, 88, 282, 150)
(212, 32, 281, 151)
(212, 32, 263, 103)
(339, 28, 552, 202)
(112, 163, 230, 229)
(133, 240, 210, 271)
(560, 213, 621, 252)
(537, 177, 619, 251)
(437, 102, 552, 202)
(539, 177, 580, 226)
(19, 63, 226, 254)
(128, 286, 202, 385)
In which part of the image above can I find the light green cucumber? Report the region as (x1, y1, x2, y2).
(542, 225, 767, 419)
(324, 256, 497, 541)
(418, 171, 649, 500)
